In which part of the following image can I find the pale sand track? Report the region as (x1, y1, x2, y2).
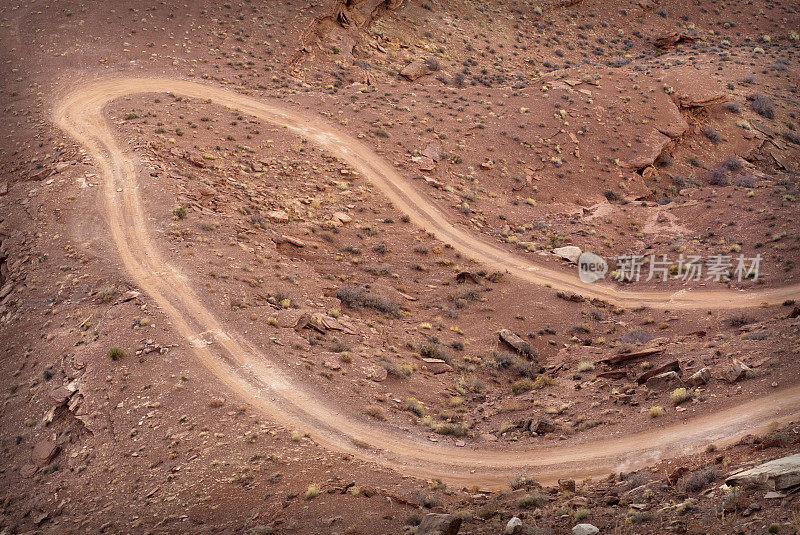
(53, 77, 800, 486)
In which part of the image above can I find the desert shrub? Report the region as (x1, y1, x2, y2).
(750, 93, 775, 119)
(620, 329, 654, 345)
(517, 492, 545, 509)
(726, 313, 754, 327)
(405, 398, 426, 417)
(305, 484, 320, 500)
(723, 101, 742, 114)
(335, 285, 400, 317)
(577, 358, 595, 372)
(365, 404, 387, 421)
(732, 172, 756, 188)
(702, 127, 723, 144)
(706, 166, 730, 186)
(680, 467, 720, 492)
(722, 156, 745, 171)
(574, 507, 591, 521)
(108, 347, 124, 361)
(424, 57, 440, 71)
(173, 205, 188, 219)
(671, 387, 690, 405)
(649, 406, 665, 418)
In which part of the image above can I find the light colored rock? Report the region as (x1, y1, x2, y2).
(421, 358, 453, 374)
(332, 211, 352, 224)
(724, 360, 751, 383)
(505, 517, 523, 534)
(688, 367, 711, 386)
(553, 245, 582, 264)
(726, 454, 800, 491)
(573, 524, 600, 535)
(267, 210, 289, 223)
(645, 370, 682, 391)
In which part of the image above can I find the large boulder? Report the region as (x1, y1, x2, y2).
(726, 454, 800, 491)
(553, 246, 582, 264)
(400, 60, 432, 81)
(417, 513, 462, 535)
(645, 370, 682, 391)
(724, 360, 751, 383)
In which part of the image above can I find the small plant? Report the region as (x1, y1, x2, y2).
(671, 387, 690, 405)
(173, 205, 188, 219)
(108, 346, 124, 361)
(577, 358, 595, 372)
(574, 507, 591, 521)
(365, 405, 387, 421)
(750, 93, 775, 119)
(649, 406, 665, 418)
(405, 398, 426, 417)
(305, 484, 320, 500)
(702, 127, 723, 144)
(512, 377, 533, 394)
(517, 492, 545, 509)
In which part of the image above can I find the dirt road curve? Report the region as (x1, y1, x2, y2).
(53, 77, 800, 486)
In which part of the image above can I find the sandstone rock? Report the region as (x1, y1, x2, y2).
(553, 245, 582, 264)
(267, 210, 289, 223)
(635, 360, 680, 385)
(530, 417, 556, 435)
(559, 478, 577, 492)
(400, 61, 432, 81)
(32, 441, 60, 466)
(415, 155, 436, 172)
(422, 142, 444, 162)
(421, 358, 453, 374)
(417, 513, 461, 535)
(726, 453, 800, 491)
(688, 367, 711, 386)
(498, 329, 533, 357)
(724, 360, 751, 383)
(657, 100, 690, 138)
(573, 524, 600, 535)
(505, 517, 523, 534)
(54, 161, 73, 173)
(645, 370, 682, 391)
(365, 365, 388, 383)
(623, 129, 672, 169)
(332, 211, 352, 224)
(664, 67, 729, 108)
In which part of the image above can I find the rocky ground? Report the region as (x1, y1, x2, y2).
(1, 0, 799, 533)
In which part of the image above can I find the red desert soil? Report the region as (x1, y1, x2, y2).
(2, 0, 800, 533)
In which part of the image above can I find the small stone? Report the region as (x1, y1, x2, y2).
(505, 517, 523, 534)
(573, 524, 600, 535)
(267, 210, 289, 223)
(724, 360, 751, 383)
(559, 478, 577, 492)
(688, 367, 711, 386)
(417, 513, 462, 535)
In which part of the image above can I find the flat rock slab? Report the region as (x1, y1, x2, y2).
(663, 66, 729, 108)
(726, 454, 800, 491)
(32, 441, 60, 466)
(622, 129, 671, 169)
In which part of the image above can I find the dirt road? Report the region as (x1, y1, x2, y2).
(53, 77, 800, 486)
